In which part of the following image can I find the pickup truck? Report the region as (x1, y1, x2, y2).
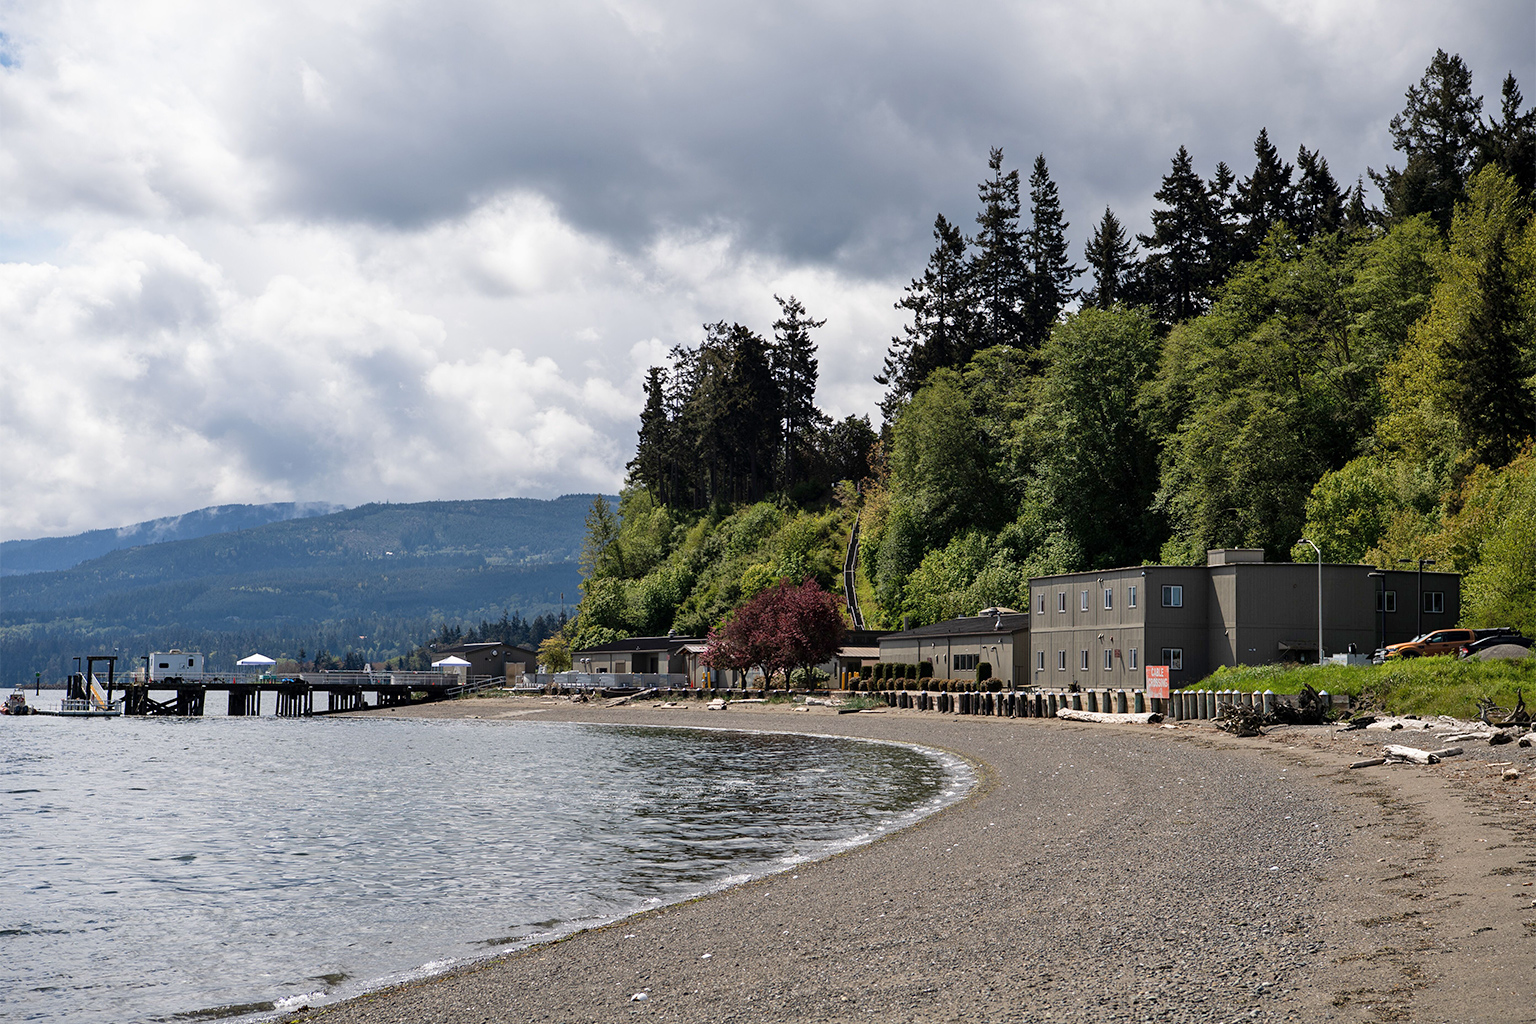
(1383, 627, 1518, 660)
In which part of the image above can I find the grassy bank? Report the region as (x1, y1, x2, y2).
(1201, 657, 1536, 719)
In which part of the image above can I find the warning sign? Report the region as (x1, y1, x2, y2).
(1145, 665, 1170, 700)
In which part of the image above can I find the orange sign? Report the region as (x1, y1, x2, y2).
(1145, 665, 1170, 699)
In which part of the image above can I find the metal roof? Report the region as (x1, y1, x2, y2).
(883, 613, 1030, 640)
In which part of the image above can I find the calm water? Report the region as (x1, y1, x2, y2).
(1, 715, 970, 1024)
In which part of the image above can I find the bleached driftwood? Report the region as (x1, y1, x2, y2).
(1056, 708, 1163, 725)
(1382, 744, 1439, 764)
(1365, 717, 1436, 731)
(1349, 757, 1388, 769)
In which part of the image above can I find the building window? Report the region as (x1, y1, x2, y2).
(1129, 648, 1139, 669)
(1057, 591, 1067, 613)
(1080, 590, 1089, 612)
(1103, 649, 1113, 670)
(1103, 588, 1113, 610)
(1424, 591, 1445, 614)
(1037, 593, 1046, 614)
(1037, 651, 1046, 670)
(954, 653, 978, 671)
(1161, 648, 1183, 671)
(1057, 650, 1067, 671)
(1376, 590, 1397, 613)
(1079, 650, 1089, 670)
(1128, 584, 1137, 608)
(1161, 584, 1183, 608)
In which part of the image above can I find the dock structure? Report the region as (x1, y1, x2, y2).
(121, 671, 498, 717)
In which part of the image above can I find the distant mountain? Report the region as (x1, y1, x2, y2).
(0, 494, 609, 685)
(1, 502, 346, 576)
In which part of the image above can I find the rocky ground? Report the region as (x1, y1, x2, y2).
(285, 696, 1534, 1024)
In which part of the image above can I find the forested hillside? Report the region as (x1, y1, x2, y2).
(577, 52, 1536, 644)
(1, 496, 600, 685)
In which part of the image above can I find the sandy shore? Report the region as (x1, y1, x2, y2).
(286, 696, 1534, 1024)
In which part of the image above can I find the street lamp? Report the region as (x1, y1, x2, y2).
(1398, 557, 1436, 636)
(1299, 538, 1322, 664)
(1367, 572, 1386, 656)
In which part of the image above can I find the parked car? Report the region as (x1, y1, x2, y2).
(1381, 628, 1478, 659)
(1458, 632, 1532, 658)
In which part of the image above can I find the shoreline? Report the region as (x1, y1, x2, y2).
(286, 696, 1534, 1024)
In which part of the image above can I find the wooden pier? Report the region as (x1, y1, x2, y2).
(121, 671, 497, 717)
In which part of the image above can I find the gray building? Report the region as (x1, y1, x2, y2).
(1028, 548, 1461, 690)
(573, 635, 703, 676)
(878, 611, 1030, 686)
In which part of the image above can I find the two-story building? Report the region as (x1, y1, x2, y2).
(1027, 548, 1461, 690)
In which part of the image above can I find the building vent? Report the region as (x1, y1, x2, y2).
(1206, 548, 1266, 566)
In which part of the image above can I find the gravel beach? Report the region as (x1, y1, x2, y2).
(286, 697, 1534, 1024)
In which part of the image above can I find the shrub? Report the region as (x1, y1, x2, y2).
(977, 661, 992, 683)
(919, 660, 933, 678)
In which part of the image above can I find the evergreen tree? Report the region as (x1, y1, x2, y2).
(878, 214, 973, 422)
(720, 322, 780, 503)
(1024, 154, 1080, 345)
(1477, 72, 1536, 202)
(1082, 206, 1138, 308)
(1139, 146, 1219, 323)
(1206, 160, 1240, 280)
(1343, 178, 1374, 233)
(1293, 145, 1345, 242)
(1371, 50, 1484, 230)
(1232, 128, 1295, 261)
(771, 295, 828, 490)
(970, 147, 1031, 350)
(628, 366, 672, 502)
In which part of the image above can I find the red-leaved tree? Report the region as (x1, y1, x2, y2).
(703, 578, 845, 688)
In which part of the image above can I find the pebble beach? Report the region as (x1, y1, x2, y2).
(286, 697, 1534, 1024)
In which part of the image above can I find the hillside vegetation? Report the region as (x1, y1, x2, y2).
(577, 52, 1536, 655)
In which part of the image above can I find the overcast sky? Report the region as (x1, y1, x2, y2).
(2, 1, 1532, 541)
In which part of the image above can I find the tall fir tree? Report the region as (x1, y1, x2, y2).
(771, 294, 828, 488)
(1205, 160, 1240, 282)
(1139, 145, 1219, 323)
(1293, 145, 1345, 242)
(1024, 154, 1080, 346)
(628, 366, 672, 502)
(1477, 72, 1536, 202)
(969, 147, 1031, 351)
(1082, 206, 1138, 308)
(878, 213, 973, 423)
(1371, 49, 1484, 230)
(1232, 127, 1295, 261)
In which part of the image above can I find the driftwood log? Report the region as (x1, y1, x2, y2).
(1055, 709, 1163, 725)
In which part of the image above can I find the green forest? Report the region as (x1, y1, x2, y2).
(575, 51, 1536, 646)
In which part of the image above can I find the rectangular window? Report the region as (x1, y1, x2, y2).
(1057, 591, 1067, 613)
(953, 653, 978, 672)
(1161, 648, 1184, 671)
(1161, 584, 1184, 608)
(1080, 590, 1089, 612)
(1103, 588, 1113, 610)
(1129, 647, 1139, 669)
(1128, 584, 1137, 608)
(1375, 590, 1397, 613)
(1424, 591, 1445, 614)
(1037, 651, 1046, 670)
(1103, 649, 1113, 670)
(1037, 593, 1046, 614)
(1079, 650, 1089, 671)
(1057, 650, 1067, 671)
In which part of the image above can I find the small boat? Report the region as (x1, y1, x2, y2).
(2, 690, 33, 716)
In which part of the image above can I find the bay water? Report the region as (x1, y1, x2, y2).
(1, 714, 970, 1023)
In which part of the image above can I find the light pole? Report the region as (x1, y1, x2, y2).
(1367, 572, 1386, 656)
(1299, 538, 1322, 664)
(1398, 557, 1435, 636)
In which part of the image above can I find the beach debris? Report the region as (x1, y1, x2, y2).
(1270, 683, 1335, 725)
(1214, 703, 1266, 737)
(706, 699, 728, 711)
(1055, 708, 1163, 725)
(605, 696, 632, 707)
(1520, 734, 1534, 747)
(1363, 717, 1434, 731)
(1349, 757, 1388, 769)
(1503, 768, 1521, 780)
(630, 991, 650, 1001)
(1377, 743, 1462, 765)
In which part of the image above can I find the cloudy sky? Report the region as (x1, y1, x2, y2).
(1, 1, 1531, 541)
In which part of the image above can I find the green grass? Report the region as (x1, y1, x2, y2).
(1201, 656, 1536, 719)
